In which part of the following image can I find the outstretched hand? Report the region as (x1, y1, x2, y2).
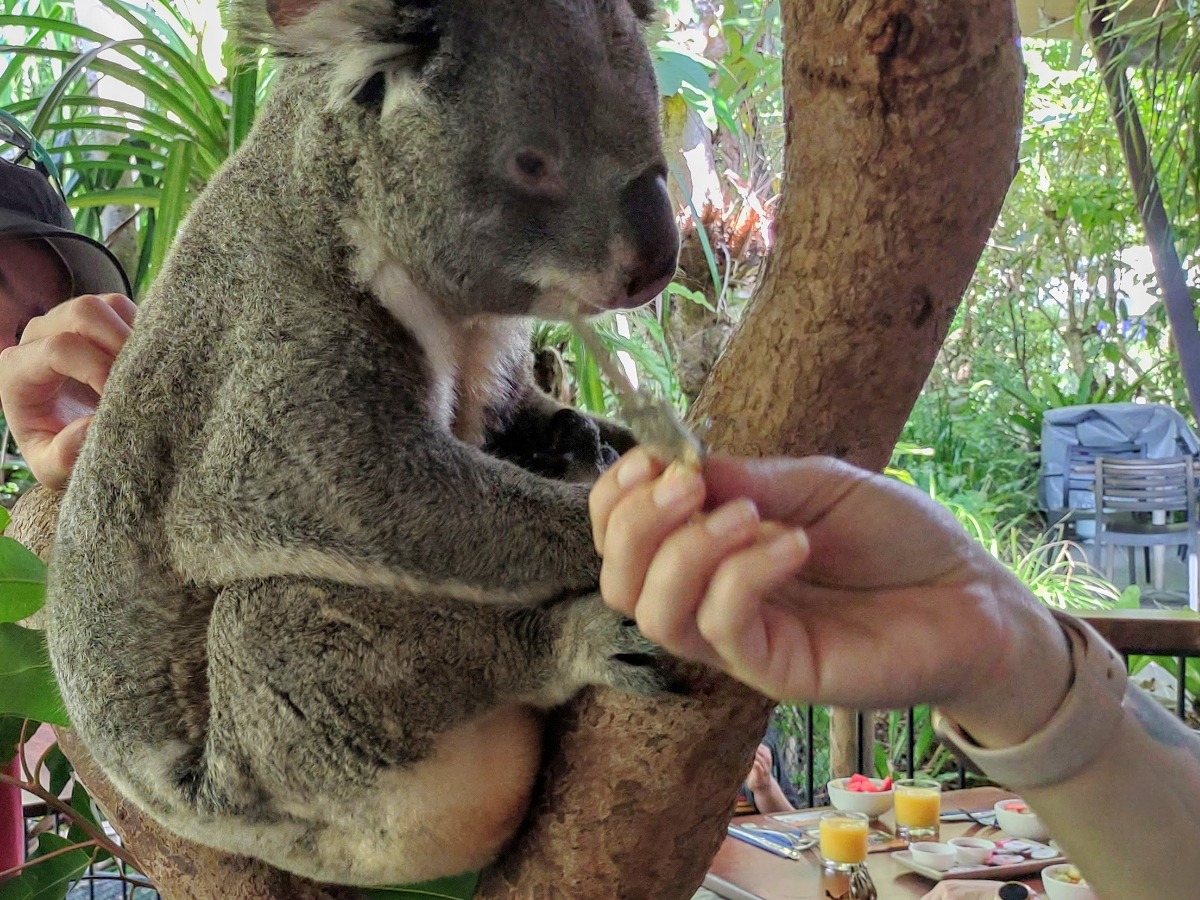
(589, 450, 1071, 748)
(0, 293, 135, 490)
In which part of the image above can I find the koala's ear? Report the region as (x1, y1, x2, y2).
(264, 0, 327, 27)
(235, 0, 440, 112)
(628, 0, 659, 23)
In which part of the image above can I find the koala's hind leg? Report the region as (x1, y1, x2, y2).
(189, 578, 668, 884)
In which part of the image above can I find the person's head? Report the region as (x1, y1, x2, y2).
(0, 112, 130, 351)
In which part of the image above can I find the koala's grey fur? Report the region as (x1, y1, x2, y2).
(47, 0, 679, 886)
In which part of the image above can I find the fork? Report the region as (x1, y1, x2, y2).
(952, 807, 998, 828)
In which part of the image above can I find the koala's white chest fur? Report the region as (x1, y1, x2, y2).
(350, 222, 526, 445)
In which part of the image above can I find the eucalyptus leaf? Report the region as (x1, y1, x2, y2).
(44, 743, 73, 797)
(0, 715, 25, 766)
(361, 871, 479, 900)
(0, 623, 68, 726)
(0, 537, 47, 624)
(651, 45, 714, 98)
(0, 833, 92, 900)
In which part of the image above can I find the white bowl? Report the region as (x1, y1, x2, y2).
(948, 836, 995, 867)
(909, 841, 957, 871)
(993, 799, 1051, 841)
(1042, 864, 1097, 900)
(826, 777, 894, 818)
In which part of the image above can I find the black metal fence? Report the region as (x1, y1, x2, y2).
(783, 651, 1195, 809)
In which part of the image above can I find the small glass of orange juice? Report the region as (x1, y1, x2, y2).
(894, 777, 941, 841)
(819, 811, 869, 872)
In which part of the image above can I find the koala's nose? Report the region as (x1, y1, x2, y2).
(620, 168, 679, 307)
(504, 147, 566, 199)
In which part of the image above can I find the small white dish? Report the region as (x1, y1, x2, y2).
(947, 835, 995, 866)
(909, 841, 957, 872)
(1042, 863, 1097, 900)
(993, 799, 1051, 841)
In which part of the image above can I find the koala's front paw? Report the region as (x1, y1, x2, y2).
(561, 596, 683, 697)
(494, 409, 617, 484)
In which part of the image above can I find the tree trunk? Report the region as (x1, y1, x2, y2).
(6, 0, 1023, 896)
(481, 0, 1023, 896)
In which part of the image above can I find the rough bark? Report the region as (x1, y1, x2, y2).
(479, 0, 1024, 897)
(6, 0, 1023, 896)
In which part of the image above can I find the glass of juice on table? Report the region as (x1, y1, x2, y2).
(894, 777, 940, 841)
(819, 811, 869, 872)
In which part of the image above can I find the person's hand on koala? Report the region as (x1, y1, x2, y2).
(0, 292, 135, 490)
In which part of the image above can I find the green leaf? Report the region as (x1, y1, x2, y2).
(0, 833, 92, 900)
(0, 624, 68, 726)
(0, 716, 26, 766)
(0, 537, 47, 623)
(1115, 585, 1142, 609)
(144, 140, 196, 283)
(569, 334, 608, 416)
(66, 779, 105, 850)
(228, 53, 261, 154)
(651, 45, 714, 98)
(44, 744, 73, 797)
(361, 871, 479, 900)
(0, 506, 9, 531)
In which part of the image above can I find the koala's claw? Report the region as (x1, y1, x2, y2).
(558, 597, 676, 697)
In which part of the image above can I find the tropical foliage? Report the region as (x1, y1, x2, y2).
(2, 0, 1199, 892)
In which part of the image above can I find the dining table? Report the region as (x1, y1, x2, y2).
(703, 787, 1048, 899)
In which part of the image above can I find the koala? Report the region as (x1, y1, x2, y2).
(46, 0, 679, 887)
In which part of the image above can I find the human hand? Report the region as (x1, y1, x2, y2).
(744, 743, 774, 795)
(920, 882, 1035, 900)
(0, 293, 135, 490)
(589, 450, 1071, 747)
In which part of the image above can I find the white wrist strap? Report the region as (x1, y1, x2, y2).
(933, 611, 1128, 791)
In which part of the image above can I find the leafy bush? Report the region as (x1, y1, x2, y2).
(2, 0, 272, 295)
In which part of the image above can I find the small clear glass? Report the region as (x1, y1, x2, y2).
(819, 810, 869, 872)
(894, 777, 941, 842)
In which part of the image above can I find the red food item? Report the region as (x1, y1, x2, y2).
(843, 774, 891, 793)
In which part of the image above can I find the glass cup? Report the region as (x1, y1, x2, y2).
(819, 811, 869, 872)
(894, 777, 941, 842)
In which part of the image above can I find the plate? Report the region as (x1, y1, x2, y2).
(893, 838, 1065, 882)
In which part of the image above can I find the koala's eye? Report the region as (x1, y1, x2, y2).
(627, 0, 658, 22)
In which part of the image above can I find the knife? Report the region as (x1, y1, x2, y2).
(727, 824, 804, 860)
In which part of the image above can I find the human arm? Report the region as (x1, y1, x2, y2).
(919, 884, 1031, 899)
(590, 450, 1200, 900)
(744, 743, 794, 814)
(0, 293, 135, 490)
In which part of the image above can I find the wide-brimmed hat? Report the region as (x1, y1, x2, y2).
(0, 114, 132, 298)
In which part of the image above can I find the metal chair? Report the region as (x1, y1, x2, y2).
(1093, 455, 1199, 612)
